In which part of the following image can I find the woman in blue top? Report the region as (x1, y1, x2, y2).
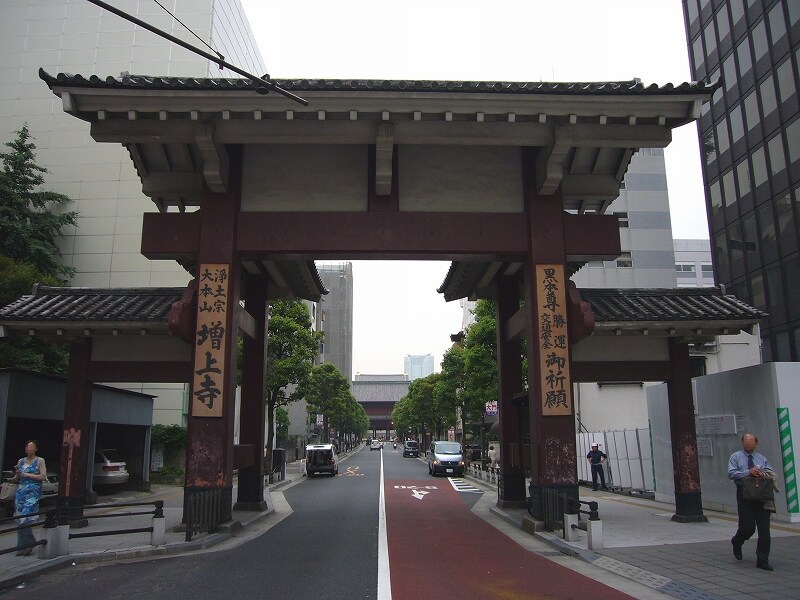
(12, 440, 47, 556)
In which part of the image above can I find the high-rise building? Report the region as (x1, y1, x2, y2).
(0, 0, 265, 424)
(317, 262, 354, 382)
(404, 354, 434, 381)
(682, 0, 800, 361)
(674, 239, 717, 287)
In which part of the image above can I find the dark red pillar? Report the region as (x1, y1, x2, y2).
(667, 338, 707, 522)
(496, 275, 526, 508)
(234, 275, 268, 511)
(57, 339, 93, 526)
(184, 145, 242, 524)
(522, 148, 578, 519)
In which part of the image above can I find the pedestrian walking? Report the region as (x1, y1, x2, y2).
(488, 445, 498, 469)
(12, 440, 47, 556)
(586, 443, 608, 491)
(728, 433, 776, 570)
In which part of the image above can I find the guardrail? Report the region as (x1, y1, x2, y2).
(0, 510, 51, 556)
(563, 496, 603, 550)
(185, 488, 222, 542)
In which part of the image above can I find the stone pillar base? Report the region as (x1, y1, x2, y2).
(672, 491, 707, 523)
(233, 500, 268, 512)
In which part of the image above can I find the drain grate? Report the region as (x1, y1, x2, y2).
(536, 551, 564, 557)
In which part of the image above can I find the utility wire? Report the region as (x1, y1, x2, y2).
(151, 0, 225, 64)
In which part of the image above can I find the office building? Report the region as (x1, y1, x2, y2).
(0, 0, 265, 424)
(316, 262, 354, 383)
(404, 354, 434, 381)
(683, 0, 800, 361)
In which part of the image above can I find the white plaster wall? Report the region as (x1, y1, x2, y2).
(575, 383, 652, 432)
(647, 363, 800, 522)
(398, 145, 523, 213)
(241, 145, 368, 211)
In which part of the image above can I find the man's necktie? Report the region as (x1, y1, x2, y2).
(747, 454, 755, 469)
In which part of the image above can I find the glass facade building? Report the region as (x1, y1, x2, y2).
(683, 0, 800, 361)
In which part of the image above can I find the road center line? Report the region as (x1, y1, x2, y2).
(377, 449, 392, 600)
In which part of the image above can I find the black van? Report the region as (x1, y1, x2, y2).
(402, 440, 419, 458)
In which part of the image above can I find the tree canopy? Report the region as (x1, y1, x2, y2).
(0, 125, 77, 281)
(305, 362, 368, 441)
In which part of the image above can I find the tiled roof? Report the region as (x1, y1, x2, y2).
(0, 286, 182, 323)
(578, 287, 767, 324)
(352, 381, 410, 404)
(40, 70, 716, 96)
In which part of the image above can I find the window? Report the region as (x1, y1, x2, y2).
(776, 59, 796, 104)
(760, 75, 778, 117)
(742, 213, 759, 266)
(614, 212, 629, 227)
(776, 193, 795, 249)
(587, 261, 603, 269)
(736, 158, 752, 196)
(723, 54, 737, 92)
(686, 0, 699, 25)
(701, 263, 714, 274)
(714, 233, 729, 267)
(743, 90, 759, 132)
(676, 262, 696, 273)
(767, 133, 786, 176)
(736, 37, 753, 77)
(704, 19, 718, 61)
(758, 202, 778, 263)
(788, 119, 800, 164)
(716, 120, 730, 155)
(710, 179, 722, 215)
(790, 0, 800, 26)
(768, 4, 787, 44)
(692, 36, 706, 74)
(619, 179, 626, 190)
(751, 146, 768, 187)
(616, 252, 633, 268)
(716, 5, 730, 42)
(752, 20, 769, 62)
(751, 273, 766, 310)
(730, 105, 745, 143)
(723, 169, 737, 207)
(730, 0, 745, 26)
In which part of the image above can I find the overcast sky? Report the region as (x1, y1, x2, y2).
(238, 0, 709, 378)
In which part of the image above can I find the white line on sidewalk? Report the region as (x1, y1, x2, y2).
(377, 448, 392, 600)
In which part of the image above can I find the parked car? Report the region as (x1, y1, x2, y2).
(370, 439, 383, 451)
(305, 444, 338, 477)
(427, 441, 465, 477)
(402, 441, 419, 458)
(94, 449, 129, 486)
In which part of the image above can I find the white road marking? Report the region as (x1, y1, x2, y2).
(377, 445, 392, 600)
(411, 489, 429, 500)
(448, 478, 483, 493)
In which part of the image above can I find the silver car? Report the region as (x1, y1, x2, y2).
(305, 444, 339, 477)
(94, 449, 130, 486)
(427, 441, 465, 476)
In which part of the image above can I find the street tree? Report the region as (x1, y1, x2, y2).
(265, 300, 321, 467)
(305, 362, 351, 443)
(0, 125, 77, 281)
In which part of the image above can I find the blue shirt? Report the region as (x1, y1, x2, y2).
(728, 450, 774, 484)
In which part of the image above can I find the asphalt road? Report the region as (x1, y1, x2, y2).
(0, 446, 636, 599)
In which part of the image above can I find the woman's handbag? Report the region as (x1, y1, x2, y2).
(0, 481, 18, 501)
(741, 476, 776, 502)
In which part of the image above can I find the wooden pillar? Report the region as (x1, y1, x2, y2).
(184, 145, 242, 525)
(234, 275, 268, 511)
(522, 148, 578, 519)
(57, 339, 93, 527)
(667, 338, 707, 522)
(496, 275, 526, 508)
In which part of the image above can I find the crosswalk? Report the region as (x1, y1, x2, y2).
(447, 478, 483, 494)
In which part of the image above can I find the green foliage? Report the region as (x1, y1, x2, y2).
(462, 300, 499, 408)
(0, 125, 77, 281)
(275, 406, 289, 446)
(149, 465, 184, 484)
(0, 255, 70, 374)
(151, 424, 187, 460)
(264, 300, 321, 454)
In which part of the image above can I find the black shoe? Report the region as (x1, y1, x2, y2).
(756, 561, 773, 571)
(602, 486, 609, 491)
(732, 540, 742, 560)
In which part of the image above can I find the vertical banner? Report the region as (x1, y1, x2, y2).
(536, 264, 572, 416)
(192, 264, 230, 418)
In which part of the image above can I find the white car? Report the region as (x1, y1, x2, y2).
(94, 449, 130, 486)
(370, 439, 383, 451)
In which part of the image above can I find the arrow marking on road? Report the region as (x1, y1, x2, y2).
(346, 466, 364, 476)
(411, 489, 429, 500)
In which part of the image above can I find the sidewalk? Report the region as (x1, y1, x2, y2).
(0, 459, 308, 591)
(470, 473, 800, 600)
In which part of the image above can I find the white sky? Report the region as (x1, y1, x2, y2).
(239, 0, 710, 377)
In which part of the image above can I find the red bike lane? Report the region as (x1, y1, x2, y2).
(385, 480, 634, 600)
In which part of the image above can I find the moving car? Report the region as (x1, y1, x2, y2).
(370, 439, 383, 451)
(402, 440, 419, 458)
(427, 441, 465, 477)
(94, 449, 130, 486)
(305, 444, 338, 477)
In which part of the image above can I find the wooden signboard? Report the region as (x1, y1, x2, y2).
(536, 264, 572, 416)
(191, 264, 230, 418)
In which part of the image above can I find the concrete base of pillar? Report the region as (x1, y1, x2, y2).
(496, 499, 528, 510)
(233, 500, 268, 512)
(522, 514, 544, 536)
(672, 491, 707, 523)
